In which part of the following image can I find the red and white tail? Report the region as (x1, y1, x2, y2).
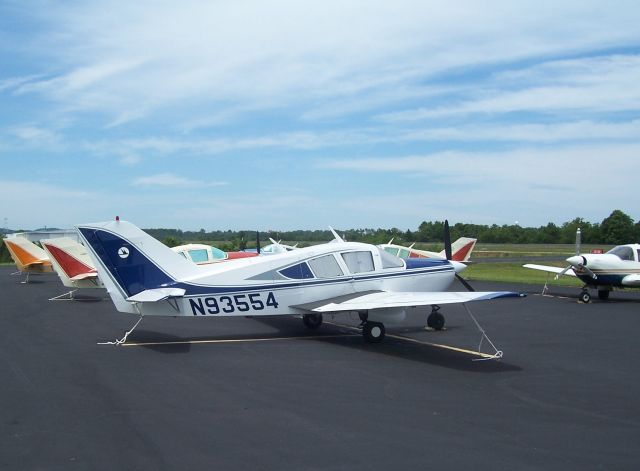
(439, 237, 477, 262)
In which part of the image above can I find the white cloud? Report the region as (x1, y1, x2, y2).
(132, 173, 227, 188)
(12, 1, 640, 124)
(379, 55, 640, 121)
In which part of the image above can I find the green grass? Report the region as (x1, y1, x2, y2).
(464, 262, 583, 286)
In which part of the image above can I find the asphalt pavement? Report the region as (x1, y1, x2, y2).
(1, 266, 638, 470)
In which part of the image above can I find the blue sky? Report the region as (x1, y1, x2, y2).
(1, 0, 639, 231)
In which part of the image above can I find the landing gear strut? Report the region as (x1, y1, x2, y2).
(302, 313, 323, 329)
(427, 305, 445, 330)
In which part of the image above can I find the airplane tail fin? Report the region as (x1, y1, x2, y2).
(76, 220, 199, 305)
(41, 237, 97, 288)
(2, 236, 52, 272)
(439, 237, 477, 262)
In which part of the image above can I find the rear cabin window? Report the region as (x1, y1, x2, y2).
(188, 249, 209, 263)
(309, 254, 344, 278)
(279, 262, 314, 279)
(398, 248, 410, 258)
(341, 251, 375, 274)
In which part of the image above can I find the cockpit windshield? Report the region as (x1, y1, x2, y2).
(606, 245, 635, 261)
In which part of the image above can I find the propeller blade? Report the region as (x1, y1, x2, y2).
(575, 227, 581, 255)
(444, 220, 452, 260)
(455, 273, 475, 292)
(256, 231, 261, 255)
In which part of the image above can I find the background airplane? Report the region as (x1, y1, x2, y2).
(2, 236, 53, 282)
(40, 237, 103, 300)
(76, 219, 522, 347)
(380, 237, 477, 262)
(171, 243, 259, 265)
(524, 229, 640, 302)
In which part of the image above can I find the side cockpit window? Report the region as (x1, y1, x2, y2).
(607, 246, 634, 261)
(341, 251, 375, 274)
(188, 249, 209, 263)
(309, 254, 343, 278)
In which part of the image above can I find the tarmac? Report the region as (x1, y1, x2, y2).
(1, 266, 639, 470)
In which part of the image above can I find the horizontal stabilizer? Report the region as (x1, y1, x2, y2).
(126, 288, 186, 303)
(523, 264, 576, 277)
(70, 272, 98, 281)
(309, 290, 524, 313)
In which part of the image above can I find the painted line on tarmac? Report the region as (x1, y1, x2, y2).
(324, 321, 495, 359)
(119, 333, 357, 347)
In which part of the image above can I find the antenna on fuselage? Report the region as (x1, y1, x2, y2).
(329, 226, 344, 243)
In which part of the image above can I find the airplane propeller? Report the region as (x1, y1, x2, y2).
(555, 227, 597, 280)
(444, 220, 475, 292)
(256, 231, 261, 255)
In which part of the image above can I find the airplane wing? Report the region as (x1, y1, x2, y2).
(126, 288, 186, 303)
(295, 290, 523, 313)
(522, 264, 577, 277)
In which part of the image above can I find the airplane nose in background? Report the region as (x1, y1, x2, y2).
(451, 261, 467, 273)
(566, 255, 585, 266)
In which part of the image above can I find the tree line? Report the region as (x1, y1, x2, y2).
(144, 210, 639, 250)
(1, 210, 637, 262)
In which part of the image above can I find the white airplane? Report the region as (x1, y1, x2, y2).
(40, 237, 103, 300)
(76, 219, 523, 345)
(380, 237, 477, 262)
(524, 229, 640, 302)
(171, 243, 258, 265)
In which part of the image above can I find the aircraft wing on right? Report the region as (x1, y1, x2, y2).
(295, 290, 523, 313)
(523, 264, 576, 277)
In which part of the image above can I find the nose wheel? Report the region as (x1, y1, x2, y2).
(427, 305, 445, 330)
(579, 289, 591, 303)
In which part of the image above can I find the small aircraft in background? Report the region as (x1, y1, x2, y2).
(380, 237, 477, 262)
(524, 229, 640, 302)
(2, 236, 53, 282)
(76, 218, 523, 349)
(260, 238, 298, 255)
(40, 237, 103, 300)
(171, 243, 258, 265)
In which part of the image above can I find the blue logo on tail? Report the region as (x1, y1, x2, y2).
(79, 228, 176, 297)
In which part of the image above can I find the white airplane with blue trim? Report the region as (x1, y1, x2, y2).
(76, 219, 523, 344)
(524, 244, 640, 303)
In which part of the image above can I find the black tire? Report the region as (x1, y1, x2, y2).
(363, 322, 385, 343)
(427, 312, 445, 330)
(302, 313, 323, 329)
(597, 290, 610, 301)
(580, 290, 591, 303)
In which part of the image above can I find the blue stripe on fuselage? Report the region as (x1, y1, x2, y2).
(80, 227, 455, 298)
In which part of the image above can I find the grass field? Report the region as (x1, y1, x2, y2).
(463, 262, 583, 286)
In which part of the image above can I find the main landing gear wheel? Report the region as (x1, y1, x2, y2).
(579, 290, 591, 303)
(598, 290, 610, 301)
(362, 322, 385, 343)
(302, 313, 323, 329)
(427, 306, 445, 330)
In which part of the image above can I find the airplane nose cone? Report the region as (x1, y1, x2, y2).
(450, 261, 467, 273)
(566, 255, 585, 266)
